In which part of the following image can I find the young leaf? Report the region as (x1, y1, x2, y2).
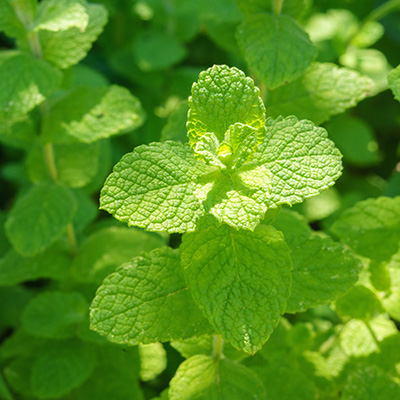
(5, 183, 76, 256)
(236, 13, 315, 89)
(382, 249, 400, 321)
(266, 62, 373, 124)
(71, 226, 165, 284)
(139, 343, 167, 381)
(251, 115, 343, 207)
(39, 1, 108, 69)
(0, 51, 61, 125)
(33, 0, 89, 32)
(272, 210, 362, 313)
(100, 141, 213, 233)
(187, 64, 266, 147)
(169, 355, 267, 400)
(90, 247, 213, 345)
(41, 85, 144, 144)
(331, 196, 400, 262)
(388, 64, 400, 103)
(21, 291, 88, 339)
(31, 340, 96, 399)
(181, 223, 292, 353)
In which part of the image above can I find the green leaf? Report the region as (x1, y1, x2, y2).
(33, 0, 89, 32)
(71, 189, 98, 232)
(71, 226, 165, 284)
(139, 343, 167, 381)
(0, 51, 61, 125)
(325, 114, 380, 166)
(31, 340, 96, 399)
(5, 183, 76, 256)
(39, 1, 108, 69)
(181, 223, 292, 353)
(42, 85, 144, 143)
(169, 355, 266, 400)
(26, 140, 102, 187)
(342, 366, 400, 400)
(0, 117, 36, 150)
(187, 65, 266, 147)
(236, 13, 315, 89)
(0, 371, 13, 400)
(0, 244, 70, 286)
(266, 62, 373, 124)
(331, 196, 400, 262)
(272, 210, 362, 313)
(0, 0, 26, 39)
(251, 116, 343, 207)
(161, 100, 189, 143)
(335, 285, 384, 320)
(388, 64, 400, 103)
(21, 291, 88, 339)
(380, 249, 400, 321)
(133, 30, 187, 72)
(100, 141, 212, 233)
(90, 247, 212, 345)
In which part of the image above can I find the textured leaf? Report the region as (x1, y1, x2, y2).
(267, 63, 373, 124)
(273, 210, 362, 313)
(139, 343, 167, 381)
(234, 0, 311, 19)
(388, 64, 400, 103)
(0, 0, 26, 38)
(187, 65, 266, 146)
(26, 140, 102, 187)
(42, 85, 144, 143)
(5, 183, 76, 256)
(100, 141, 212, 233)
(90, 247, 212, 345)
(39, 2, 107, 69)
(331, 196, 400, 262)
(181, 223, 292, 353)
(21, 291, 88, 339)
(251, 116, 343, 207)
(0, 51, 61, 125)
(133, 30, 187, 71)
(31, 340, 96, 399)
(381, 249, 400, 321)
(342, 366, 400, 400)
(0, 244, 70, 286)
(236, 13, 315, 89)
(71, 226, 164, 284)
(169, 355, 266, 400)
(33, 0, 88, 32)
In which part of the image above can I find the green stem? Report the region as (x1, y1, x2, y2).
(212, 334, 224, 360)
(273, 0, 284, 15)
(27, 31, 43, 58)
(43, 143, 58, 181)
(66, 223, 77, 255)
(362, 0, 400, 27)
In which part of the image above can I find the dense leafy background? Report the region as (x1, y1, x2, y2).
(1, 0, 400, 399)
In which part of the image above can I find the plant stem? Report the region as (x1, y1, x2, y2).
(273, 0, 284, 15)
(212, 334, 224, 360)
(66, 223, 77, 255)
(362, 0, 400, 27)
(43, 143, 58, 181)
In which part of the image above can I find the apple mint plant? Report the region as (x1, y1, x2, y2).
(90, 65, 361, 367)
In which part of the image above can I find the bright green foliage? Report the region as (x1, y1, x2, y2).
(30, 340, 96, 398)
(273, 210, 362, 313)
(388, 64, 400, 102)
(382, 249, 400, 321)
(33, 0, 89, 32)
(234, 0, 311, 19)
(236, 14, 315, 89)
(0, 244, 70, 286)
(181, 223, 292, 353)
(21, 291, 87, 339)
(5, 183, 76, 256)
(331, 196, 400, 262)
(90, 247, 212, 345)
(252, 116, 343, 206)
(41, 85, 144, 143)
(39, 1, 107, 69)
(187, 65, 266, 147)
(267, 62, 373, 124)
(336, 285, 384, 320)
(169, 355, 266, 400)
(71, 226, 165, 284)
(0, 51, 61, 125)
(325, 115, 380, 166)
(139, 343, 167, 381)
(0, 0, 27, 39)
(133, 31, 187, 71)
(99, 141, 212, 233)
